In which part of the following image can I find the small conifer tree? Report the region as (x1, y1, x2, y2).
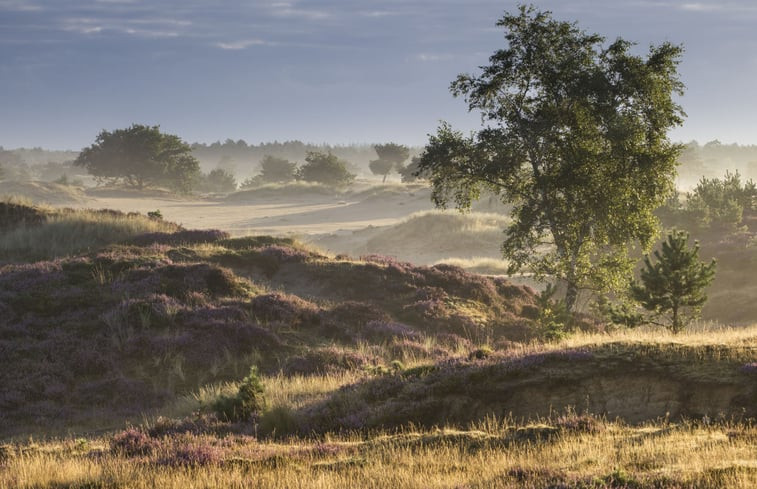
(631, 230, 716, 333)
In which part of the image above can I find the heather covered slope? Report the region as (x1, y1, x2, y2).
(2, 201, 757, 446)
(0, 203, 540, 437)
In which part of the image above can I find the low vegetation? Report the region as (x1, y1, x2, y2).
(3, 417, 757, 488)
(0, 200, 180, 262)
(0, 198, 755, 486)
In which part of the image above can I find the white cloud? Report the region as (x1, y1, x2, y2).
(270, 2, 331, 20)
(215, 39, 270, 50)
(415, 53, 453, 62)
(60, 15, 189, 38)
(0, 0, 42, 11)
(360, 10, 398, 18)
(680, 2, 722, 11)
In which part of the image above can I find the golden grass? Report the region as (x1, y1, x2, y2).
(433, 256, 511, 274)
(2, 420, 756, 488)
(0, 206, 179, 261)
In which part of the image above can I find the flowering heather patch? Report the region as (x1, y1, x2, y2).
(117, 262, 249, 298)
(423, 263, 500, 304)
(363, 320, 421, 341)
(251, 292, 320, 326)
(219, 235, 296, 250)
(156, 442, 221, 467)
(325, 301, 391, 327)
(129, 229, 230, 247)
(359, 254, 412, 268)
(259, 244, 315, 263)
(111, 428, 156, 457)
(283, 347, 373, 376)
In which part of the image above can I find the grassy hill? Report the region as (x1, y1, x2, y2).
(1, 201, 756, 488)
(0, 201, 540, 438)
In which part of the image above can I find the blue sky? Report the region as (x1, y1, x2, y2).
(1, 0, 756, 149)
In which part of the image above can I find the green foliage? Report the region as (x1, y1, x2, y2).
(298, 151, 355, 186)
(147, 209, 163, 220)
(417, 6, 684, 311)
(259, 155, 298, 183)
(631, 231, 716, 333)
(592, 294, 644, 329)
(211, 366, 266, 422)
(398, 156, 427, 183)
(74, 124, 201, 192)
(369, 143, 410, 182)
(198, 168, 237, 193)
(535, 284, 571, 341)
(685, 171, 757, 232)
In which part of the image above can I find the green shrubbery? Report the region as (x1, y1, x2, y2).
(210, 366, 266, 422)
(662, 171, 757, 233)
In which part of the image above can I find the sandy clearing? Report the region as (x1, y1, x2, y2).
(69, 189, 438, 237)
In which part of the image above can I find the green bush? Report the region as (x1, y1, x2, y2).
(684, 171, 757, 232)
(211, 366, 266, 422)
(298, 151, 355, 187)
(535, 284, 571, 341)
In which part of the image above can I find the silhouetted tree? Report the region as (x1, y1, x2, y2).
(369, 143, 409, 183)
(398, 156, 428, 183)
(259, 155, 298, 183)
(75, 124, 200, 191)
(418, 6, 685, 311)
(298, 151, 355, 186)
(199, 168, 237, 193)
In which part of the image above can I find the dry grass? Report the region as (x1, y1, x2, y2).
(0, 205, 179, 261)
(434, 256, 511, 274)
(2, 419, 756, 488)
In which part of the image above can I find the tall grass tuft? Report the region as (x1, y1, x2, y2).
(0, 207, 179, 261)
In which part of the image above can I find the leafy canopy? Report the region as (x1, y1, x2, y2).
(631, 231, 716, 333)
(369, 143, 410, 182)
(687, 171, 757, 232)
(418, 5, 685, 310)
(75, 124, 200, 192)
(298, 151, 355, 187)
(260, 155, 298, 183)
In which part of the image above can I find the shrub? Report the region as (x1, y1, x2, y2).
(157, 443, 221, 467)
(110, 428, 156, 457)
(535, 284, 571, 341)
(684, 171, 757, 232)
(259, 155, 298, 183)
(298, 151, 355, 186)
(210, 366, 266, 422)
(197, 168, 237, 193)
(259, 405, 299, 435)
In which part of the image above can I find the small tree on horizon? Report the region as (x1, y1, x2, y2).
(259, 155, 298, 183)
(199, 168, 237, 193)
(631, 230, 716, 333)
(369, 143, 410, 183)
(298, 151, 355, 187)
(74, 124, 200, 192)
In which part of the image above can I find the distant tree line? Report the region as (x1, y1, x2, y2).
(189, 139, 422, 178)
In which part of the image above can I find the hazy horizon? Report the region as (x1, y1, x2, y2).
(2, 0, 757, 150)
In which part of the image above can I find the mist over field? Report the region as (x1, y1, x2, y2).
(2, 2, 757, 488)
